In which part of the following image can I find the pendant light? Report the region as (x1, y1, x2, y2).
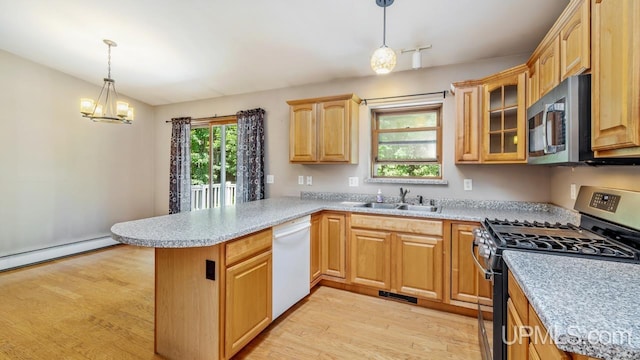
(370, 0, 396, 75)
(80, 39, 134, 124)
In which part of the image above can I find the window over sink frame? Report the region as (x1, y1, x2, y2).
(371, 104, 443, 179)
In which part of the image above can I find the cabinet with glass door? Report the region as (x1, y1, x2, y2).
(482, 65, 527, 163)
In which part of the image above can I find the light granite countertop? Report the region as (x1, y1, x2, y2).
(503, 250, 640, 360)
(111, 196, 578, 248)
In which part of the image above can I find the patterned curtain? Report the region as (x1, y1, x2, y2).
(236, 108, 266, 203)
(169, 117, 192, 214)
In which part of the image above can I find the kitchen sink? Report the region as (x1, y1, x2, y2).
(358, 202, 399, 209)
(356, 202, 441, 213)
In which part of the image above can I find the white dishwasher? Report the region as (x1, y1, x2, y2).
(272, 215, 311, 320)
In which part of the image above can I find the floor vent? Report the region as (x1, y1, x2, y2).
(378, 290, 417, 304)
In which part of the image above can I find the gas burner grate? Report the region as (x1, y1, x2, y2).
(482, 218, 640, 261)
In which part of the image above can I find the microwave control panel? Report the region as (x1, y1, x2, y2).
(590, 192, 621, 213)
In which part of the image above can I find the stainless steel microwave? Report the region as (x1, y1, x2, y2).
(526, 74, 590, 165)
(526, 74, 639, 166)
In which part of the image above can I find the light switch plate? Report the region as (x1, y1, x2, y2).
(266, 175, 274, 184)
(298, 175, 304, 185)
(306, 176, 313, 186)
(570, 183, 577, 200)
(348, 177, 359, 187)
(463, 179, 473, 191)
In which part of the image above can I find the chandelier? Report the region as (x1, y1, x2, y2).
(370, 0, 396, 75)
(80, 39, 134, 124)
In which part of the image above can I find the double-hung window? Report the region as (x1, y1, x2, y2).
(372, 105, 442, 178)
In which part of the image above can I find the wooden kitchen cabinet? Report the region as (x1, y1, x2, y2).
(450, 222, 492, 307)
(349, 214, 444, 301)
(289, 103, 316, 162)
(559, 0, 590, 80)
(321, 212, 347, 278)
(527, 59, 540, 108)
(349, 228, 392, 289)
(395, 233, 443, 301)
(538, 36, 561, 97)
(225, 250, 272, 358)
(310, 213, 322, 285)
(287, 94, 361, 164)
(482, 65, 527, 163)
(507, 299, 529, 360)
(224, 229, 273, 359)
(591, 0, 640, 157)
(454, 84, 482, 163)
(453, 64, 526, 164)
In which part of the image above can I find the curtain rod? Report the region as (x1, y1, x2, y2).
(361, 90, 448, 105)
(165, 114, 236, 123)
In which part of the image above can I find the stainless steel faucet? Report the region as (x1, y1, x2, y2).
(399, 187, 409, 203)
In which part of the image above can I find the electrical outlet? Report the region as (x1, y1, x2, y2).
(463, 179, 473, 191)
(298, 175, 304, 185)
(266, 175, 274, 184)
(348, 177, 359, 187)
(570, 183, 577, 200)
(306, 176, 313, 186)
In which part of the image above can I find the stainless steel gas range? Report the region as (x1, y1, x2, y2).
(472, 186, 640, 360)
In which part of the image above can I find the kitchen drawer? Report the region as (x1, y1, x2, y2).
(350, 214, 442, 236)
(508, 271, 529, 324)
(226, 229, 272, 266)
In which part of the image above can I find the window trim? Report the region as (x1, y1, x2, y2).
(371, 104, 443, 179)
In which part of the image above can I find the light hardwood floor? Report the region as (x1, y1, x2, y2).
(0, 245, 484, 359)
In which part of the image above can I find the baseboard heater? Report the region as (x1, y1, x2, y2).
(378, 290, 417, 304)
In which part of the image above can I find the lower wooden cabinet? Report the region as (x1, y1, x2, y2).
(349, 214, 444, 301)
(450, 222, 493, 307)
(321, 212, 347, 278)
(395, 234, 443, 301)
(507, 298, 529, 360)
(310, 214, 322, 284)
(223, 229, 273, 359)
(224, 250, 272, 358)
(349, 228, 392, 289)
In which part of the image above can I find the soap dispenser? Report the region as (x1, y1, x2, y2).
(376, 189, 383, 203)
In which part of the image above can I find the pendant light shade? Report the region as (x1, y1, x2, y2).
(371, 0, 396, 75)
(371, 46, 397, 74)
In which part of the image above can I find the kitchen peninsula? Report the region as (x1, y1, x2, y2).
(111, 196, 576, 360)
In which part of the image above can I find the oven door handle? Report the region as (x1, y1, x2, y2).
(471, 241, 494, 280)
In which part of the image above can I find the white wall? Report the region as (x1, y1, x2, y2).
(550, 166, 640, 209)
(0, 50, 156, 257)
(153, 54, 552, 215)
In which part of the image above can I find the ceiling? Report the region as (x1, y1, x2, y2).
(0, 0, 568, 106)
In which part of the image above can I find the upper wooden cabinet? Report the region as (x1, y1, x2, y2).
(560, 0, 591, 80)
(454, 84, 482, 163)
(538, 36, 560, 96)
(591, 0, 640, 157)
(528, 0, 591, 99)
(482, 65, 527, 163)
(453, 64, 527, 164)
(527, 59, 540, 108)
(287, 94, 361, 164)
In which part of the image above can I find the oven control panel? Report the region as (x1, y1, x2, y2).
(590, 192, 621, 213)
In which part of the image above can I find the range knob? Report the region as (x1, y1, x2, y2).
(478, 244, 491, 258)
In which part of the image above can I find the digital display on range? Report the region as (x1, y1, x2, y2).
(589, 192, 621, 213)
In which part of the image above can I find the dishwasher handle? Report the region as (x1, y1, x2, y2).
(273, 222, 311, 239)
